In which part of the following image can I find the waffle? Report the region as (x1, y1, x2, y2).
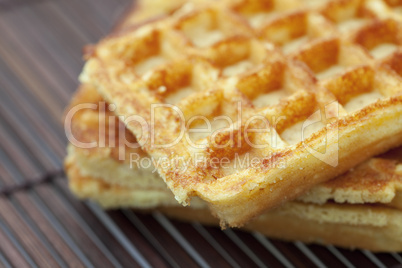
(66, 161, 402, 252)
(66, 84, 402, 208)
(65, 83, 402, 251)
(64, 84, 402, 251)
(81, 0, 402, 226)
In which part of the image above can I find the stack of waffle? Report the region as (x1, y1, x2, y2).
(64, 0, 402, 251)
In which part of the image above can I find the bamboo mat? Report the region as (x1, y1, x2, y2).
(0, 1, 402, 267)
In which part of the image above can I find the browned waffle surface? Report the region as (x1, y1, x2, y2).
(65, 91, 402, 251)
(67, 84, 402, 208)
(83, 0, 402, 226)
(3, 0, 402, 266)
(64, 100, 402, 252)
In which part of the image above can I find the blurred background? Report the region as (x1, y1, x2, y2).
(0, 1, 402, 267)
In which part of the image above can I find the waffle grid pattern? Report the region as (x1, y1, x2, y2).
(84, 0, 402, 226)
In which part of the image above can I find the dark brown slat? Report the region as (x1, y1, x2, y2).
(0, 197, 60, 268)
(0, 32, 130, 268)
(20, 0, 98, 69)
(0, 123, 57, 184)
(153, 213, 214, 267)
(13, 191, 84, 267)
(0, 146, 36, 189)
(306, 244, 351, 268)
(393, 254, 402, 264)
(0, 119, 47, 179)
(0, 141, 92, 266)
(0, 254, 12, 268)
(53, 0, 110, 41)
(56, 0, 105, 38)
(107, 210, 171, 268)
(0, 73, 66, 163)
(0, 60, 67, 149)
(200, 225, 265, 267)
(223, 229, 268, 267)
(293, 242, 327, 268)
(221, 230, 289, 268)
(40, 178, 148, 267)
(33, 184, 118, 267)
(372, 252, 399, 267)
(125, 212, 200, 267)
(0, 0, 129, 158)
(0, 70, 66, 157)
(41, 1, 94, 44)
(361, 250, 387, 268)
(4, 182, 95, 267)
(0, 38, 69, 122)
(252, 233, 296, 268)
(0, 61, 120, 266)
(337, 248, 382, 268)
(268, 240, 319, 268)
(86, 203, 151, 267)
(0, 99, 91, 266)
(12, 2, 86, 76)
(6, 195, 68, 267)
(123, 209, 184, 268)
(60, 0, 131, 35)
(1, 0, 163, 266)
(192, 223, 242, 268)
(0, 22, 70, 115)
(0, 172, 11, 188)
(0, 149, 23, 187)
(22, 187, 96, 267)
(0, 227, 30, 268)
(0, 0, 47, 12)
(0, 51, 66, 167)
(14, 3, 85, 81)
(170, 220, 237, 267)
(53, 178, 143, 268)
(0, 216, 38, 268)
(324, 245, 355, 268)
(1, 10, 78, 97)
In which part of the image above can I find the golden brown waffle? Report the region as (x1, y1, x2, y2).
(65, 84, 402, 251)
(82, 0, 402, 226)
(159, 204, 402, 252)
(66, 84, 402, 208)
(66, 161, 402, 252)
(66, 162, 402, 252)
